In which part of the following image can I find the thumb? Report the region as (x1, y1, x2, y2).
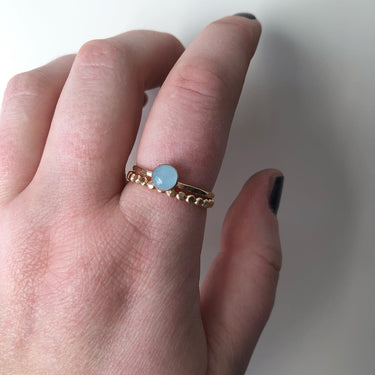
(200, 169, 284, 375)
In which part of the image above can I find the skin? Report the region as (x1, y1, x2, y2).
(0, 15, 282, 375)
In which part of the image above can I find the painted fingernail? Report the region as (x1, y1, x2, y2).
(233, 12, 257, 20)
(269, 176, 284, 215)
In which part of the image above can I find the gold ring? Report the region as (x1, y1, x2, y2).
(126, 164, 215, 208)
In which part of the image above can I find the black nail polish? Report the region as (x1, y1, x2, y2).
(269, 176, 284, 215)
(233, 12, 257, 20)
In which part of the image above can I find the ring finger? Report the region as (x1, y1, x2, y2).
(0, 55, 74, 206)
(121, 15, 262, 263)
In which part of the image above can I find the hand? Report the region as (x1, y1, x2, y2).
(0, 14, 283, 375)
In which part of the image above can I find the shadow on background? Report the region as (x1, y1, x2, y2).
(200, 27, 358, 369)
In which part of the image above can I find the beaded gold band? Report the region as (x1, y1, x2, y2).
(126, 164, 215, 208)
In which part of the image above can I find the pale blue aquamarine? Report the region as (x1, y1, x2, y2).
(152, 164, 178, 191)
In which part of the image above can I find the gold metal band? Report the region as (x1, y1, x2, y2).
(127, 165, 215, 208)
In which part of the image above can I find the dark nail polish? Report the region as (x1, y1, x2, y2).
(233, 12, 257, 20)
(269, 176, 284, 215)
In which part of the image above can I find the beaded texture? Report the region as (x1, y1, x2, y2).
(126, 171, 214, 208)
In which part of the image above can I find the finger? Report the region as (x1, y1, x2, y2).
(0, 55, 75, 205)
(137, 15, 261, 188)
(121, 15, 261, 260)
(36, 31, 184, 204)
(200, 170, 284, 375)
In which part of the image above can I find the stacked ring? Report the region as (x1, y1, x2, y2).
(126, 164, 215, 208)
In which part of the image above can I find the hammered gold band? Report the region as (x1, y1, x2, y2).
(126, 165, 215, 208)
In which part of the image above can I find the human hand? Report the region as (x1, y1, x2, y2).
(0, 13, 283, 375)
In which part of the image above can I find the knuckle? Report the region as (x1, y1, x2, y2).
(170, 61, 228, 108)
(4, 70, 50, 102)
(157, 31, 185, 53)
(76, 39, 134, 73)
(126, 29, 184, 53)
(223, 225, 282, 275)
(58, 131, 101, 164)
(251, 243, 282, 275)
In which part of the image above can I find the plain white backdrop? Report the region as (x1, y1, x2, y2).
(1, 0, 374, 374)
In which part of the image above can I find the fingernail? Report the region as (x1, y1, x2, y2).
(269, 176, 284, 215)
(233, 12, 257, 20)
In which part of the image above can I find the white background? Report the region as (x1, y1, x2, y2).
(0, 0, 374, 374)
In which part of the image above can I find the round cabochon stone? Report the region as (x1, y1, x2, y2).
(152, 164, 178, 191)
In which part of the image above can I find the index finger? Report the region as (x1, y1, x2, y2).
(121, 15, 261, 263)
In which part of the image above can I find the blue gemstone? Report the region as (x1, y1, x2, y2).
(152, 164, 178, 191)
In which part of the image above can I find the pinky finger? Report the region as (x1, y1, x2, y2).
(200, 169, 284, 375)
(0, 55, 74, 205)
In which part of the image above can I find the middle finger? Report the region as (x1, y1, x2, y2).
(35, 30, 184, 205)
